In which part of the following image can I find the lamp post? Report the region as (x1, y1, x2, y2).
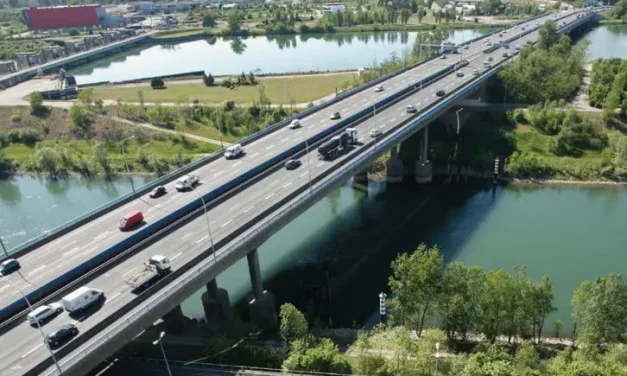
(0, 237, 8, 258)
(152, 331, 172, 376)
(304, 137, 313, 194)
(120, 135, 136, 195)
(185, 182, 217, 263)
(434, 342, 440, 376)
(1, 275, 63, 375)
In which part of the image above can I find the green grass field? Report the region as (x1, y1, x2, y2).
(92, 73, 358, 104)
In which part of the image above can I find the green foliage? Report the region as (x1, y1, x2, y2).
(151, 78, 165, 89)
(282, 338, 351, 374)
(279, 303, 309, 346)
(92, 142, 111, 175)
(203, 72, 215, 86)
(29, 91, 45, 115)
(572, 273, 627, 347)
(498, 36, 587, 104)
(388, 243, 443, 335)
(202, 14, 216, 27)
(69, 104, 92, 137)
(227, 12, 242, 33)
(68, 28, 79, 36)
(588, 58, 627, 108)
(505, 151, 556, 178)
(34, 146, 58, 175)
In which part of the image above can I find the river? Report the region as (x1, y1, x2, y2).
(70, 29, 490, 85)
(584, 24, 627, 60)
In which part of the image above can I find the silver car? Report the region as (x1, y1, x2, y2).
(27, 303, 64, 326)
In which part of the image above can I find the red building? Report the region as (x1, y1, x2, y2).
(23, 5, 102, 30)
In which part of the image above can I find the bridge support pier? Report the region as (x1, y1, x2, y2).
(201, 279, 232, 329)
(352, 168, 369, 191)
(386, 145, 403, 183)
(247, 249, 277, 330)
(162, 305, 186, 333)
(416, 126, 432, 184)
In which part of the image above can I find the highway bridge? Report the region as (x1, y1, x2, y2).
(0, 8, 602, 376)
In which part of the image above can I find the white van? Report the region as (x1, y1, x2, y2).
(175, 174, 199, 191)
(61, 287, 104, 313)
(224, 144, 244, 159)
(288, 119, 301, 129)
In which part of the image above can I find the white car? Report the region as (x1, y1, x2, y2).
(288, 119, 301, 129)
(370, 129, 383, 138)
(224, 144, 244, 159)
(374, 85, 384, 92)
(175, 174, 199, 191)
(473, 69, 480, 76)
(515, 45, 521, 51)
(406, 105, 417, 113)
(330, 112, 341, 120)
(27, 302, 64, 326)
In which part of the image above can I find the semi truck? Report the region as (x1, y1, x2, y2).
(124, 255, 171, 292)
(318, 128, 358, 160)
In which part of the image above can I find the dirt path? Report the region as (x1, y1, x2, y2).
(572, 64, 600, 113)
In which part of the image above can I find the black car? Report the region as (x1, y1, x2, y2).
(149, 185, 167, 198)
(436, 90, 446, 97)
(45, 324, 78, 348)
(284, 159, 302, 170)
(0, 259, 20, 275)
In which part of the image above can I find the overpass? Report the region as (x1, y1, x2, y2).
(0, 9, 602, 376)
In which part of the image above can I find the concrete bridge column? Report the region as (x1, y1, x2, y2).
(352, 168, 369, 191)
(386, 145, 403, 183)
(201, 279, 232, 329)
(415, 126, 432, 184)
(247, 249, 277, 329)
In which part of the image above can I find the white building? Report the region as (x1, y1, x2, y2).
(322, 2, 346, 13)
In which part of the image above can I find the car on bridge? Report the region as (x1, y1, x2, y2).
(284, 159, 302, 170)
(45, 324, 79, 348)
(27, 302, 63, 326)
(0, 258, 20, 275)
(406, 105, 417, 113)
(175, 174, 199, 191)
(456, 71, 464, 77)
(440, 54, 447, 59)
(149, 186, 167, 199)
(473, 69, 480, 76)
(436, 90, 446, 97)
(330, 112, 342, 120)
(224, 144, 244, 159)
(374, 85, 384, 92)
(369, 129, 382, 138)
(118, 211, 144, 231)
(288, 119, 301, 129)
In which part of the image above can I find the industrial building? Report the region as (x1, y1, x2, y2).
(22, 5, 104, 30)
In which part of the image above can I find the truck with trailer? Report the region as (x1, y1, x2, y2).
(124, 255, 171, 292)
(318, 128, 358, 160)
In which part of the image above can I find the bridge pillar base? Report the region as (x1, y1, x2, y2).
(162, 305, 186, 334)
(415, 161, 433, 184)
(249, 290, 277, 330)
(202, 280, 232, 329)
(386, 146, 403, 183)
(352, 169, 368, 191)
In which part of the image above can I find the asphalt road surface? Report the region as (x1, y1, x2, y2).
(0, 10, 576, 317)
(0, 10, 588, 376)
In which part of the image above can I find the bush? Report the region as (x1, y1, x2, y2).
(202, 14, 216, 27)
(151, 78, 165, 89)
(68, 28, 79, 36)
(29, 91, 45, 115)
(203, 73, 215, 86)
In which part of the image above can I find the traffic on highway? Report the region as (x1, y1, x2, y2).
(0, 9, 594, 376)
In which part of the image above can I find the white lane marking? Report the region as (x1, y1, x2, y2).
(244, 205, 255, 213)
(249, 152, 259, 158)
(0, 285, 11, 292)
(265, 145, 274, 151)
(342, 107, 348, 112)
(391, 118, 396, 123)
(265, 193, 275, 200)
(196, 235, 209, 244)
(283, 181, 293, 189)
(212, 170, 225, 178)
(221, 220, 233, 228)
(83, 246, 98, 256)
(105, 292, 121, 305)
(233, 161, 242, 167)
(94, 232, 109, 241)
(28, 265, 46, 276)
(63, 247, 80, 257)
(316, 162, 324, 168)
(21, 344, 43, 359)
(270, 180, 279, 186)
(281, 137, 289, 143)
(232, 168, 241, 175)
(300, 172, 308, 178)
(319, 119, 325, 124)
(182, 233, 193, 240)
(171, 252, 183, 261)
(60, 240, 77, 250)
(229, 203, 242, 212)
(295, 131, 303, 136)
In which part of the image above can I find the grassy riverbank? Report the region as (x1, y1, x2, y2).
(91, 73, 358, 105)
(0, 106, 219, 176)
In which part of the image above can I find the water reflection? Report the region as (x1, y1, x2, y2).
(229, 37, 247, 54)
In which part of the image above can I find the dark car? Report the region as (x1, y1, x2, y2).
(149, 185, 167, 198)
(436, 90, 446, 97)
(45, 324, 78, 348)
(0, 259, 20, 275)
(284, 159, 302, 170)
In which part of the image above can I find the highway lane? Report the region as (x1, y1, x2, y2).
(0, 10, 568, 313)
(0, 12, 589, 374)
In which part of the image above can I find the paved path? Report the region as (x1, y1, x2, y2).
(572, 63, 601, 113)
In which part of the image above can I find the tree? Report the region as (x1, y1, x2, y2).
(537, 20, 557, 50)
(35, 147, 59, 175)
(279, 303, 309, 346)
(388, 243, 443, 335)
(438, 262, 486, 341)
(283, 339, 351, 374)
(77, 88, 93, 108)
(68, 28, 79, 36)
(572, 273, 627, 347)
(69, 104, 91, 136)
(527, 275, 556, 343)
(202, 13, 216, 27)
(92, 142, 111, 175)
(228, 12, 242, 33)
(203, 73, 215, 86)
(29, 91, 44, 114)
(151, 78, 165, 89)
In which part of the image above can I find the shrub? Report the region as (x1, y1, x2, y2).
(203, 73, 215, 86)
(151, 78, 165, 89)
(29, 91, 45, 115)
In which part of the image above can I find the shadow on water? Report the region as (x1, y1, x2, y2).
(232, 177, 506, 327)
